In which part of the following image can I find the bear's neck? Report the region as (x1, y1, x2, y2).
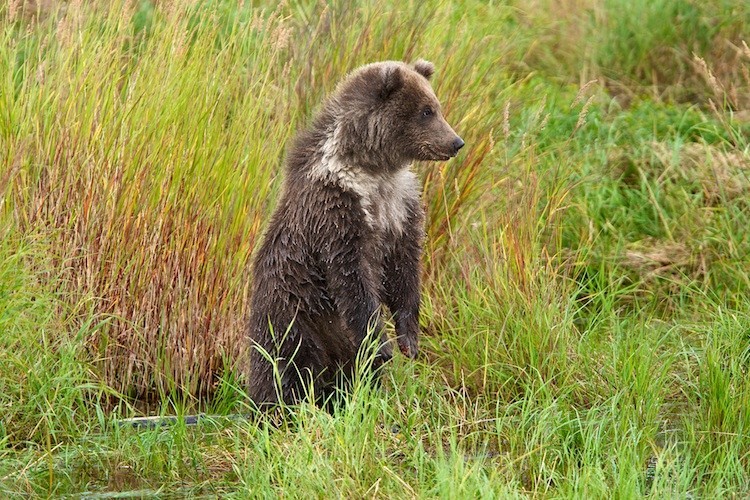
(321, 118, 405, 174)
(310, 132, 411, 188)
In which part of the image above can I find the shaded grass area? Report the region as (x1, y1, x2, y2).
(1, 0, 750, 496)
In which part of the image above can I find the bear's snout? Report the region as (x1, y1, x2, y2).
(451, 137, 465, 155)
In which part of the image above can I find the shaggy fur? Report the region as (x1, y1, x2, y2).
(247, 60, 464, 407)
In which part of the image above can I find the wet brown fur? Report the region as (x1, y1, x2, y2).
(247, 60, 463, 408)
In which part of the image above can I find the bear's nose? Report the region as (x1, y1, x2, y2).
(452, 137, 465, 154)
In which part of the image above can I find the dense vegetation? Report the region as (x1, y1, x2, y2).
(1, 0, 749, 496)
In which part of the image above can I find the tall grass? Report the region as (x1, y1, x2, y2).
(2, 1, 296, 398)
(1, 0, 750, 496)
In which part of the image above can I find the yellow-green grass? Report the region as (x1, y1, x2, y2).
(1, 0, 749, 496)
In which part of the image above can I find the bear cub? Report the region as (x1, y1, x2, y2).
(248, 59, 464, 408)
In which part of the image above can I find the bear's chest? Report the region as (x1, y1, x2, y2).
(349, 169, 419, 237)
(308, 156, 420, 237)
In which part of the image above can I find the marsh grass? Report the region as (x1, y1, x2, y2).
(1, 0, 750, 496)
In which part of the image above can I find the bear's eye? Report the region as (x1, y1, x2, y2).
(422, 107, 434, 118)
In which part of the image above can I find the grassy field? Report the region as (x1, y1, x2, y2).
(1, 0, 749, 496)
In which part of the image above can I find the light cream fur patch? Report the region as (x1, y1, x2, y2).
(310, 128, 419, 235)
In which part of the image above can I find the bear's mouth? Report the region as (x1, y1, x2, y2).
(426, 149, 454, 161)
(439, 149, 459, 160)
(418, 145, 457, 162)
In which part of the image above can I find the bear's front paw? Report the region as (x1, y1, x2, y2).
(378, 337, 394, 362)
(397, 334, 419, 359)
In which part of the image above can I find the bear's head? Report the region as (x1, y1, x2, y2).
(330, 60, 464, 171)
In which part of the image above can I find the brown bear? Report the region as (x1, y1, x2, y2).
(247, 59, 464, 408)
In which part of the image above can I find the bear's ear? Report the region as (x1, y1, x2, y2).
(380, 64, 404, 99)
(412, 59, 435, 80)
